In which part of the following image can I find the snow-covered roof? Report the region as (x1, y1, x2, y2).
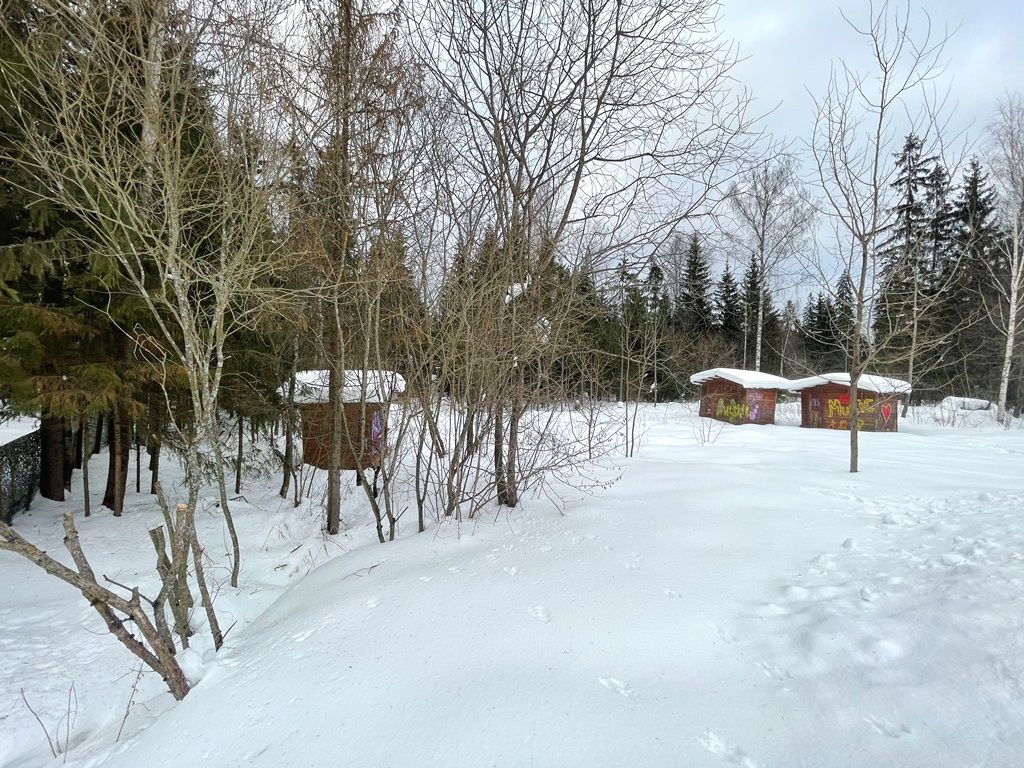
(0, 417, 39, 447)
(286, 370, 406, 404)
(689, 367, 792, 389)
(940, 396, 994, 411)
(787, 372, 912, 395)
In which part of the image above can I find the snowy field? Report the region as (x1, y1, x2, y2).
(2, 403, 1024, 767)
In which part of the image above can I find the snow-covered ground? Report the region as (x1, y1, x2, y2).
(2, 403, 1024, 767)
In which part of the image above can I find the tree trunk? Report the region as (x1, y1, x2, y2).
(280, 371, 296, 499)
(327, 351, 343, 536)
(135, 421, 142, 493)
(494, 404, 509, 507)
(997, 276, 1019, 425)
(208, 413, 241, 588)
(73, 420, 84, 470)
(148, 406, 162, 495)
(505, 402, 520, 508)
(754, 291, 765, 372)
(39, 415, 65, 502)
(234, 414, 243, 495)
(62, 418, 74, 491)
(92, 414, 104, 456)
(103, 401, 131, 515)
(81, 418, 91, 517)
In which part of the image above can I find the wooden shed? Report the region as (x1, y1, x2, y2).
(689, 368, 792, 425)
(289, 370, 406, 471)
(788, 373, 911, 432)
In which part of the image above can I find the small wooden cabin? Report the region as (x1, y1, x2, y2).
(288, 370, 406, 471)
(689, 368, 792, 425)
(788, 373, 911, 432)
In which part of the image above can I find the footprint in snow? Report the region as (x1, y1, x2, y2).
(527, 605, 550, 623)
(366, 597, 381, 608)
(864, 714, 910, 738)
(698, 730, 762, 767)
(758, 660, 791, 682)
(709, 622, 737, 643)
(781, 585, 810, 601)
(753, 602, 789, 617)
(598, 677, 637, 700)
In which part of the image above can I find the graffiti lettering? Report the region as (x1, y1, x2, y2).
(715, 399, 749, 423)
(826, 398, 875, 419)
(825, 418, 866, 430)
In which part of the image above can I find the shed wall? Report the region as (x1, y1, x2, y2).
(799, 384, 900, 432)
(298, 402, 388, 471)
(699, 379, 778, 425)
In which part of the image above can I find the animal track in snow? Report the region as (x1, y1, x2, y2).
(598, 676, 637, 700)
(527, 605, 551, 623)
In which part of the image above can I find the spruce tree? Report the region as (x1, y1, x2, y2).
(714, 264, 743, 357)
(677, 234, 714, 339)
(943, 158, 1003, 396)
(874, 134, 932, 367)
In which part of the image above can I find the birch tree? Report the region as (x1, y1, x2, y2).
(986, 94, 1024, 424)
(728, 156, 812, 371)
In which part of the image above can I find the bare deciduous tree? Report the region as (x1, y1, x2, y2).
(728, 155, 812, 372)
(810, 0, 948, 471)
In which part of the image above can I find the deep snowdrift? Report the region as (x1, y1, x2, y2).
(3, 404, 1024, 767)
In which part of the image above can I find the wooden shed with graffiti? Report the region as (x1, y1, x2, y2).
(788, 373, 911, 432)
(289, 369, 406, 471)
(689, 368, 792, 425)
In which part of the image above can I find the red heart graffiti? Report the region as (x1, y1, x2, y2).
(880, 403, 892, 423)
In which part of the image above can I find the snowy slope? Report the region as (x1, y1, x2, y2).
(4, 405, 1024, 767)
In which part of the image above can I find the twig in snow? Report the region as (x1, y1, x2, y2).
(59, 682, 77, 762)
(341, 563, 380, 580)
(116, 665, 145, 742)
(20, 688, 57, 758)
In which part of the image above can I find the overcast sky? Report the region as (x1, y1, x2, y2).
(719, 0, 1024, 158)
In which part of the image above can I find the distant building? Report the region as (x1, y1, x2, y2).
(788, 373, 911, 432)
(287, 370, 405, 471)
(689, 368, 792, 425)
